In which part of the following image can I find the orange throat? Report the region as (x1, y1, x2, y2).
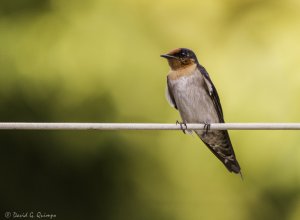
(167, 63, 197, 80)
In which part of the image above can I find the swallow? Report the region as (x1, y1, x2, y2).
(161, 48, 241, 174)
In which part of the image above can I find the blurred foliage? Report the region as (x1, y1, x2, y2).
(1, 0, 300, 219)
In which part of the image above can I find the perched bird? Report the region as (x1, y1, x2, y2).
(161, 48, 241, 174)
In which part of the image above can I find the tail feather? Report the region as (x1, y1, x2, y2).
(195, 130, 241, 174)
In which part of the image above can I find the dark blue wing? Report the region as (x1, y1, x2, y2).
(198, 64, 224, 122)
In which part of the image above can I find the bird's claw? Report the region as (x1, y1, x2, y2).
(176, 120, 188, 134)
(203, 122, 211, 136)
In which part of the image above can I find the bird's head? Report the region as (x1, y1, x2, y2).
(161, 48, 198, 70)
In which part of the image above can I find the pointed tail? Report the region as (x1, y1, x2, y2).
(195, 129, 242, 175)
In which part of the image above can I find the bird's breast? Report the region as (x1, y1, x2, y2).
(168, 69, 219, 123)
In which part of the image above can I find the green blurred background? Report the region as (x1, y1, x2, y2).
(1, 0, 300, 219)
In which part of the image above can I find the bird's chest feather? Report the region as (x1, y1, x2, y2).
(170, 72, 206, 108)
(168, 69, 218, 123)
(167, 64, 204, 100)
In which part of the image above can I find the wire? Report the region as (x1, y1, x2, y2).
(0, 122, 300, 130)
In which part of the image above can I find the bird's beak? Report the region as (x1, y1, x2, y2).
(160, 54, 178, 59)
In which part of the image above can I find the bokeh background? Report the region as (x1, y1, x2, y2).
(1, 0, 300, 219)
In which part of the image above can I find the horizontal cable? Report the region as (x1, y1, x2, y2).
(0, 123, 300, 130)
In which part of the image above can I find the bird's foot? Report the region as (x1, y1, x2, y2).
(176, 120, 188, 134)
(203, 122, 211, 137)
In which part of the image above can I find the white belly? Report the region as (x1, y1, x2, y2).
(169, 72, 219, 123)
